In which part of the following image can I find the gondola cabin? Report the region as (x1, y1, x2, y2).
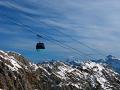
(36, 42, 45, 50)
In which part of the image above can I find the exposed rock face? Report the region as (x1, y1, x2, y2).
(0, 50, 120, 90)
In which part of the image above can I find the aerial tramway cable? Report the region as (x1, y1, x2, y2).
(40, 22, 106, 57)
(2, 15, 98, 60)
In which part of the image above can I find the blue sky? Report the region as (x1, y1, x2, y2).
(0, 0, 120, 62)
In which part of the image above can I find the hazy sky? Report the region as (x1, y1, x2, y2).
(0, 0, 120, 62)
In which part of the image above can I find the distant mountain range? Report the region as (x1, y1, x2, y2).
(91, 55, 120, 74)
(65, 55, 120, 74)
(0, 50, 120, 90)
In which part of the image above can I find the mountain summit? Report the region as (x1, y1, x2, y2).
(0, 50, 120, 90)
(105, 55, 120, 73)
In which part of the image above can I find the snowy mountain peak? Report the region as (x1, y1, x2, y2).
(106, 55, 119, 61)
(104, 55, 120, 74)
(81, 61, 104, 71)
(0, 50, 120, 90)
(0, 50, 22, 72)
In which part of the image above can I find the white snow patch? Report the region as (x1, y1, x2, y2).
(38, 65, 51, 75)
(7, 51, 21, 56)
(56, 64, 74, 79)
(46, 64, 53, 69)
(90, 75, 96, 87)
(30, 62, 51, 75)
(29, 62, 39, 71)
(10, 58, 22, 69)
(82, 61, 104, 71)
(0, 50, 7, 55)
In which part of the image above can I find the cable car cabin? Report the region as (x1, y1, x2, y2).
(36, 42, 45, 50)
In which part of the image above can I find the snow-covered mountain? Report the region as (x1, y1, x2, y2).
(0, 50, 120, 90)
(92, 55, 120, 74)
(105, 55, 120, 73)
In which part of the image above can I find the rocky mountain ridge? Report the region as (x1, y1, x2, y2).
(0, 50, 120, 90)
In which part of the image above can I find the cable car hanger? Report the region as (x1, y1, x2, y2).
(36, 42, 45, 50)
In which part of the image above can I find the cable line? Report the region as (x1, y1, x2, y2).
(41, 23, 106, 57)
(2, 15, 97, 60)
